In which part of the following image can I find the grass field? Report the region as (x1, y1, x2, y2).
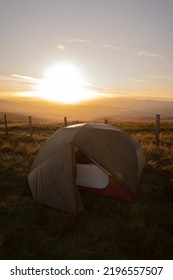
(0, 120, 173, 260)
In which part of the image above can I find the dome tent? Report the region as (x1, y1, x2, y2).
(28, 123, 146, 214)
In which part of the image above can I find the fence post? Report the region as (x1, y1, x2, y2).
(4, 114, 9, 136)
(64, 117, 67, 127)
(104, 119, 108, 124)
(28, 116, 33, 140)
(156, 114, 160, 148)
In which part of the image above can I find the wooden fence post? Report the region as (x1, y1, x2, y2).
(4, 114, 9, 136)
(104, 119, 108, 124)
(64, 117, 67, 127)
(28, 116, 33, 140)
(156, 114, 160, 148)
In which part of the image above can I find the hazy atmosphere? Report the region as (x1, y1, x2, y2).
(1, 0, 173, 263)
(0, 0, 173, 119)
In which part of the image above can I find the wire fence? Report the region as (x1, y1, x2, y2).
(0, 113, 162, 147)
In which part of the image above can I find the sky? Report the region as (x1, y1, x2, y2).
(0, 0, 173, 102)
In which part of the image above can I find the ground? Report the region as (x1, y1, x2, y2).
(0, 119, 173, 259)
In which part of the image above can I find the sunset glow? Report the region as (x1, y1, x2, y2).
(0, 0, 173, 119)
(38, 63, 97, 104)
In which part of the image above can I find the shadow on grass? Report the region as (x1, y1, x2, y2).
(0, 121, 173, 259)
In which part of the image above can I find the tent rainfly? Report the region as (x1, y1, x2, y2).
(28, 123, 146, 214)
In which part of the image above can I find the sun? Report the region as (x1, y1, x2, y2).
(38, 63, 96, 104)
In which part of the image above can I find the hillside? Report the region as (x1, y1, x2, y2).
(0, 96, 173, 121)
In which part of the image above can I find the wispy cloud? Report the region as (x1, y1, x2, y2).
(56, 44, 66, 50)
(0, 74, 40, 95)
(128, 77, 146, 82)
(135, 51, 163, 58)
(60, 38, 126, 52)
(65, 38, 163, 58)
(86, 83, 117, 98)
(11, 74, 40, 82)
(67, 38, 91, 43)
(144, 74, 173, 80)
(55, 38, 91, 52)
(101, 44, 127, 52)
(87, 83, 112, 92)
(128, 72, 173, 83)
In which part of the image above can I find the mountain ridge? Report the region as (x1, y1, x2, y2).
(0, 96, 173, 121)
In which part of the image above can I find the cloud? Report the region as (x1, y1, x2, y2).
(55, 38, 90, 51)
(144, 74, 173, 80)
(135, 51, 163, 58)
(11, 74, 40, 82)
(128, 77, 146, 82)
(56, 44, 66, 50)
(67, 38, 91, 43)
(56, 38, 163, 63)
(62, 38, 126, 52)
(0, 74, 40, 95)
(101, 44, 127, 52)
(86, 83, 117, 98)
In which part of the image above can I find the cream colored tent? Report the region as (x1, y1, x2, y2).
(28, 123, 146, 214)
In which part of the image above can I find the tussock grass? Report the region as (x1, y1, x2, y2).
(0, 120, 173, 259)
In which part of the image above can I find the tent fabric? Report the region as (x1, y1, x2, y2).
(29, 144, 83, 214)
(76, 164, 109, 189)
(78, 176, 134, 202)
(28, 123, 146, 213)
(74, 126, 138, 192)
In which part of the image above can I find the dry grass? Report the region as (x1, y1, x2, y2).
(0, 120, 173, 259)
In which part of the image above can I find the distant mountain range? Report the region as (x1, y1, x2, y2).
(0, 97, 173, 122)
